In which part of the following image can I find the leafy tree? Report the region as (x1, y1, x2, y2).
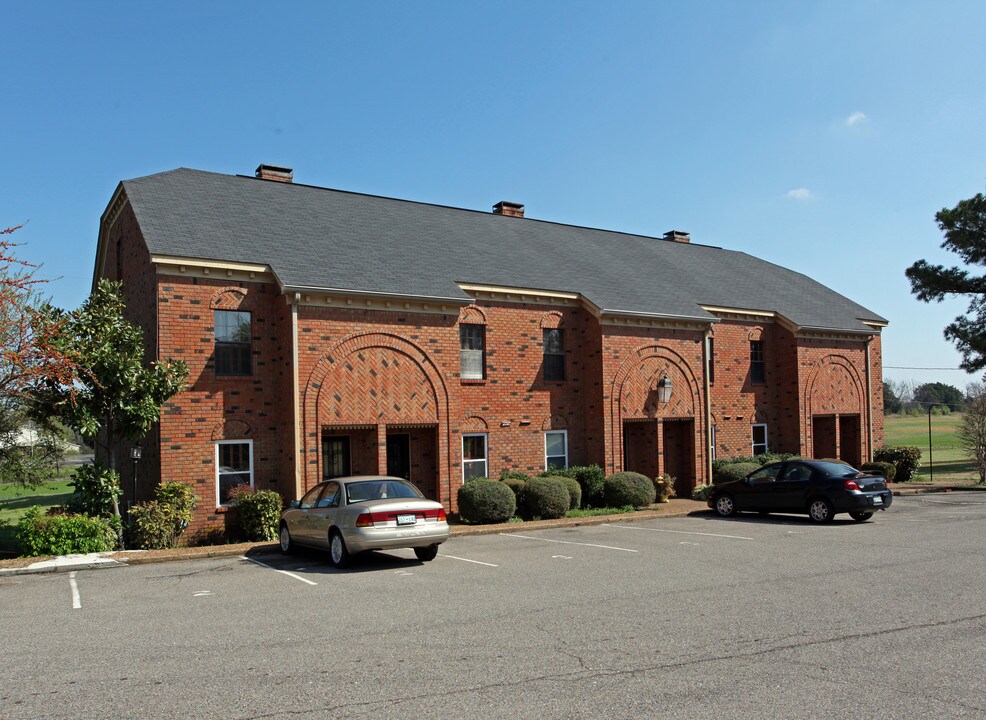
(0, 225, 76, 486)
(913, 382, 964, 410)
(883, 381, 903, 414)
(32, 279, 188, 540)
(958, 395, 986, 484)
(907, 191, 986, 371)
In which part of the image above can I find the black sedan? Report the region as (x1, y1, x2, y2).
(707, 459, 892, 523)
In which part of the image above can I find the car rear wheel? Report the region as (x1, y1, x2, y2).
(808, 497, 835, 523)
(849, 511, 874, 522)
(414, 545, 439, 562)
(714, 494, 737, 517)
(279, 523, 295, 554)
(328, 531, 351, 568)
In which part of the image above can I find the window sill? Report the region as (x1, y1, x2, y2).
(460, 378, 487, 385)
(215, 506, 231, 514)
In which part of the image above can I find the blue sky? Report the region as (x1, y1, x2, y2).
(5, 1, 986, 390)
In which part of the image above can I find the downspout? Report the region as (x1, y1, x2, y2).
(291, 293, 303, 500)
(865, 335, 873, 462)
(703, 326, 713, 484)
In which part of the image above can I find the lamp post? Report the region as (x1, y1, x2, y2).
(130, 443, 142, 511)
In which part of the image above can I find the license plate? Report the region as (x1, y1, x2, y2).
(397, 514, 417, 526)
(873, 496, 883, 505)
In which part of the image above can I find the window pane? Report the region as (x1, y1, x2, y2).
(459, 325, 485, 350)
(543, 329, 563, 354)
(544, 354, 565, 381)
(546, 432, 566, 456)
(463, 435, 486, 461)
(219, 443, 249, 472)
(546, 455, 566, 471)
(215, 311, 251, 343)
(215, 311, 251, 376)
(460, 349, 484, 379)
(750, 340, 765, 384)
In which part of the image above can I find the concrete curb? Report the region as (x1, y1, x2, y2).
(1, 487, 979, 577)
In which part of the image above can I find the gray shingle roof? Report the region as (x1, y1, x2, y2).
(120, 168, 886, 332)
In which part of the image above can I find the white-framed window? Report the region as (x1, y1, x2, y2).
(545, 430, 568, 471)
(462, 434, 488, 482)
(752, 424, 768, 456)
(710, 424, 717, 461)
(216, 439, 254, 506)
(459, 324, 486, 379)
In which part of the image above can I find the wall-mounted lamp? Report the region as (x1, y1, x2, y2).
(656, 374, 673, 404)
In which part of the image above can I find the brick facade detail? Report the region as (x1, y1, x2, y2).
(100, 200, 884, 542)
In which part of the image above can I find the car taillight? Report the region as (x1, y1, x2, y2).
(844, 479, 860, 491)
(355, 511, 374, 527)
(436, 508, 446, 522)
(421, 508, 446, 521)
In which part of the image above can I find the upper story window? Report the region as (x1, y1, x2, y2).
(707, 337, 715, 385)
(459, 324, 486, 380)
(750, 340, 765, 384)
(215, 310, 251, 376)
(543, 329, 565, 381)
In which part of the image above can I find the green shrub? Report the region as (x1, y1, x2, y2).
(128, 482, 196, 549)
(499, 470, 532, 482)
(519, 477, 570, 520)
(713, 462, 760, 484)
(458, 478, 516, 524)
(17, 507, 117, 556)
(543, 475, 581, 510)
(499, 476, 527, 499)
(231, 489, 283, 541)
(604, 472, 656, 508)
(691, 483, 714, 501)
(66, 462, 122, 517)
(861, 461, 896, 482)
(538, 465, 606, 507)
(873, 446, 922, 482)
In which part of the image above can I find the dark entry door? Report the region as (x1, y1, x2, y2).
(387, 434, 411, 480)
(323, 436, 351, 479)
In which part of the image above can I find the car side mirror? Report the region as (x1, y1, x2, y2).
(289, 500, 300, 509)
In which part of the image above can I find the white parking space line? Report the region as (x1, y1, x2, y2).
(603, 524, 755, 541)
(69, 571, 81, 610)
(439, 553, 499, 567)
(502, 533, 638, 553)
(241, 556, 318, 586)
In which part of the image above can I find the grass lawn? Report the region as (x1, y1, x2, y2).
(884, 413, 981, 485)
(0, 478, 75, 554)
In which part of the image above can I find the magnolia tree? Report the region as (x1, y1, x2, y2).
(0, 225, 76, 485)
(33, 279, 188, 537)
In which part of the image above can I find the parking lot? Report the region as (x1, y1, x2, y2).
(2, 493, 985, 719)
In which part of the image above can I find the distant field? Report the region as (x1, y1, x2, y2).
(884, 413, 979, 484)
(0, 479, 74, 554)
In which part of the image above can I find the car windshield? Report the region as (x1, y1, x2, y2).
(345, 480, 422, 503)
(814, 461, 861, 477)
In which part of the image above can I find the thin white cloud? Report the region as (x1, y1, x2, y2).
(846, 111, 867, 127)
(786, 188, 816, 201)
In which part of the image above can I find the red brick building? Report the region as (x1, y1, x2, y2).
(93, 165, 887, 538)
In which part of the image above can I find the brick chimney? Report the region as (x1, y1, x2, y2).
(663, 230, 690, 243)
(255, 164, 293, 183)
(493, 201, 525, 218)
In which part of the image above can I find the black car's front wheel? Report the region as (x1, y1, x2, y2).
(849, 511, 874, 522)
(328, 531, 351, 568)
(414, 545, 439, 562)
(808, 497, 835, 523)
(714, 494, 737, 517)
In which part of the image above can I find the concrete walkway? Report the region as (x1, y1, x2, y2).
(1, 484, 977, 577)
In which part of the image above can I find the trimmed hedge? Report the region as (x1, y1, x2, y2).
(17, 507, 117, 556)
(543, 475, 581, 510)
(604, 472, 656, 508)
(233, 489, 284, 541)
(713, 462, 760, 484)
(519, 477, 570, 520)
(499, 476, 527, 499)
(499, 470, 532, 482)
(691, 483, 714, 501)
(874, 446, 921, 483)
(537, 465, 606, 508)
(861, 461, 896, 482)
(458, 479, 517, 524)
(128, 482, 196, 550)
